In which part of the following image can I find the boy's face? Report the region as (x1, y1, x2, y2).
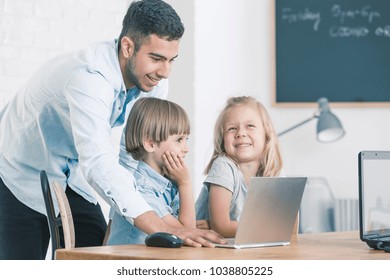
(145, 134, 189, 174)
(123, 34, 180, 92)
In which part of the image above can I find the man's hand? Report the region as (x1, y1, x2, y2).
(196, 219, 210, 230)
(134, 211, 225, 247)
(172, 227, 225, 248)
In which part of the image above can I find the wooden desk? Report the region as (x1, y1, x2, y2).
(55, 231, 390, 260)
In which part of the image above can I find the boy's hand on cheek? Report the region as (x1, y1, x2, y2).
(162, 151, 190, 186)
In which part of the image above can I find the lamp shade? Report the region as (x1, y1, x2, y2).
(316, 98, 345, 143)
(277, 97, 345, 143)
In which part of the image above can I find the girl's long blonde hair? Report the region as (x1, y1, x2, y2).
(204, 96, 283, 177)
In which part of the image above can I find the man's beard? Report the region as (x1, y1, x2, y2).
(125, 56, 148, 92)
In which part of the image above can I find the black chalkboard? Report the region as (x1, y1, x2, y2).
(275, 0, 390, 106)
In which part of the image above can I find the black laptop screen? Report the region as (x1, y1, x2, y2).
(359, 151, 390, 237)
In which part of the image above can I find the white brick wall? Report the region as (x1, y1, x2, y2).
(0, 0, 130, 108)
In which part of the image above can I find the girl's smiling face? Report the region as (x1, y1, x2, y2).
(223, 104, 266, 165)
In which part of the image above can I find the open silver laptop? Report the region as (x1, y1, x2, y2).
(359, 151, 390, 250)
(216, 177, 307, 249)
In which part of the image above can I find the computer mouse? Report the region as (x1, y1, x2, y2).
(145, 232, 184, 248)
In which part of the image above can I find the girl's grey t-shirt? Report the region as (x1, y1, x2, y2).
(195, 155, 248, 221)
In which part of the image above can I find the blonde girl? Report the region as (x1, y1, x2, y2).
(195, 96, 283, 237)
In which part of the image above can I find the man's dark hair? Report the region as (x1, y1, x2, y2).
(119, 0, 184, 52)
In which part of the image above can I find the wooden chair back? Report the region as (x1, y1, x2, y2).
(52, 181, 75, 249)
(41, 170, 115, 253)
(40, 170, 75, 259)
(40, 170, 62, 259)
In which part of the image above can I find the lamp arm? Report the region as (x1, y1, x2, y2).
(277, 115, 318, 137)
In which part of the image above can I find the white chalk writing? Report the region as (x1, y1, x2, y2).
(281, 7, 321, 31)
(329, 26, 370, 38)
(375, 25, 390, 38)
(331, 5, 381, 24)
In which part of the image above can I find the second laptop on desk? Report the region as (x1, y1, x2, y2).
(215, 177, 307, 249)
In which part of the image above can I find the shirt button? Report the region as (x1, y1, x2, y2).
(122, 208, 127, 213)
(118, 106, 122, 110)
(106, 191, 111, 195)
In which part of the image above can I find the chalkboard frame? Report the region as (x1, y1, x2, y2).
(273, 0, 390, 108)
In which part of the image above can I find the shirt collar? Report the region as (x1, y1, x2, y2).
(114, 39, 127, 94)
(136, 161, 176, 194)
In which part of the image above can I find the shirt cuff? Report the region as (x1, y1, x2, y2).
(120, 192, 153, 224)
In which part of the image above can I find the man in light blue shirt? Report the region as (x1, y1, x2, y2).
(0, 0, 222, 260)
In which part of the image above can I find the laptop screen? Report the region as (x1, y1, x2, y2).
(359, 151, 390, 238)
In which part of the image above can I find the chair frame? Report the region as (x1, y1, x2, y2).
(40, 170, 62, 259)
(40, 170, 75, 260)
(52, 181, 75, 249)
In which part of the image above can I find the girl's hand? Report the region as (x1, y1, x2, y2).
(162, 151, 190, 186)
(196, 220, 210, 230)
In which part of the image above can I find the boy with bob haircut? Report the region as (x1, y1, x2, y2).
(108, 97, 195, 244)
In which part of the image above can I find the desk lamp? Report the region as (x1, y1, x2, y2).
(277, 97, 345, 143)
